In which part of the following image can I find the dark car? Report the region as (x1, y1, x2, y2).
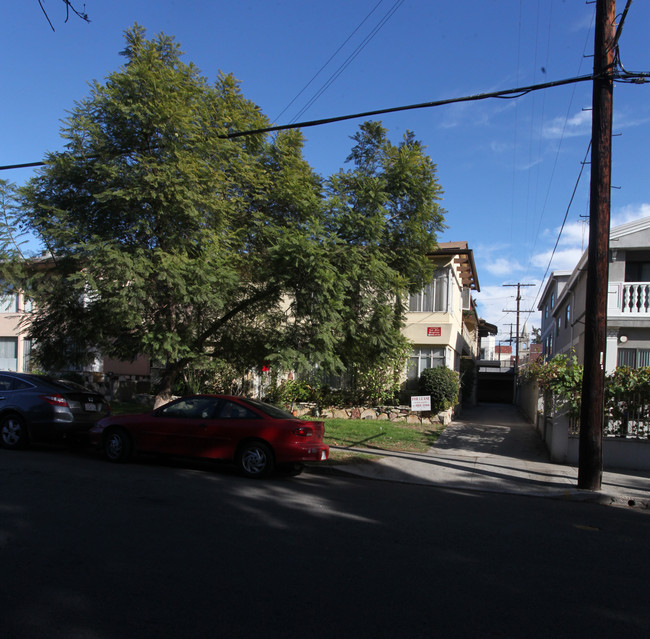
(89, 394, 329, 478)
(0, 372, 110, 449)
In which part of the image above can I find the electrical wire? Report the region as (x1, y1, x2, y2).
(525, 139, 592, 322)
(273, 0, 385, 124)
(0, 73, 603, 171)
(289, 0, 406, 124)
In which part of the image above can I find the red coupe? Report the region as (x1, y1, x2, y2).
(89, 395, 329, 478)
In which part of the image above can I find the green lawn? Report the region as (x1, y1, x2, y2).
(321, 417, 445, 462)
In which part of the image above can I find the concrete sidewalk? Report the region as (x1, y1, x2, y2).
(331, 403, 650, 510)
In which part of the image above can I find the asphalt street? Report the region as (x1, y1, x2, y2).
(1, 445, 650, 639)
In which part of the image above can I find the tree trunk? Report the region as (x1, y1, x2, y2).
(153, 362, 184, 409)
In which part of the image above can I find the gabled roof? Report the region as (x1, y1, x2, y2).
(610, 215, 650, 240)
(428, 241, 480, 291)
(537, 270, 571, 311)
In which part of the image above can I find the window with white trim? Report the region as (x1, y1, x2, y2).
(0, 294, 18, 313)
(0, 337, 18, 371)
(406, 347, 446, 389)
(408, 268, 449, 312)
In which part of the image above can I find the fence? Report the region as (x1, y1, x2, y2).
(518, 378, 650, 471)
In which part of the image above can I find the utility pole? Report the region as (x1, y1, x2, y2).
(503, 283, 535, 402)
(578, 0, 615, 491)
(502, 283, 535, 376)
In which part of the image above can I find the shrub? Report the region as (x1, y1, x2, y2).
(266, 379, 315, 408)
(605, 366, 650, 428)
(418, 366, 459, 413)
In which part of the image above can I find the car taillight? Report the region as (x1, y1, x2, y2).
(294, 426, 314, 437)
(40, 394, 69, 407)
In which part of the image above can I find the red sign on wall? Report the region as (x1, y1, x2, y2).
(427, 327, 442, 337)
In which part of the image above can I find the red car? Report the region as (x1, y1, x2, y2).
(89, 395, 329, 478)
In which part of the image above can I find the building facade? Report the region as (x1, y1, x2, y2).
(403, 242, 484, 390)
(538, 217, 650, 372)
(0, 290, 32, 372)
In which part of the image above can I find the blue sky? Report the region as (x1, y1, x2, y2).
(3, 1, 650, 340)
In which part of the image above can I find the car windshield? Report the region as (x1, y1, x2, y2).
(240, 398, 296, 420)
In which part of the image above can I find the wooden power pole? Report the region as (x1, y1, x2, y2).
(578, 0, 616, 491)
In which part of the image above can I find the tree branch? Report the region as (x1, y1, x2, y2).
(38, 1, 90, 32)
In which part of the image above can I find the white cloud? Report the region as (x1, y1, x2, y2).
(612, 203, 650, 227)
(532, 247, 584, 271)
(543, 110, 591, 139)
(485, 257, 523, 276)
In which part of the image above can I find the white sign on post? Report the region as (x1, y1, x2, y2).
(411, 395, 431, 412)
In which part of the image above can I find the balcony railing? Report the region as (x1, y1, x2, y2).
(609, 281, 650, 316)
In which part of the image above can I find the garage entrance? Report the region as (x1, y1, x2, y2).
(477, 362, 515, 404)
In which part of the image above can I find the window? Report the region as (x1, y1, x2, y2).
(159, 397, 219, 419)
(23, 339, 32, 372)
(409, 269, 449, 312)
(565, 304, 571, 328)
(0, 294, 18, 313)
(544, 305, 549, 319)
(461, 287, 471, 311)
(618, 348, 636, 368)
(618, 348, 650, 368)
(557, 316, 561, 332)
(550, 292, 555, 308)
(546, 334, 553, 358)
(406, 347, 446, 389)
(0, 338, 18, 371)
(625, 261, 650, 282)
(218, 401, 257, 419)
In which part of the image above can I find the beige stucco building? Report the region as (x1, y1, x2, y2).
(403, 241, 483, 390)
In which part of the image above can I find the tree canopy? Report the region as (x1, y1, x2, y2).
(14, 25, 446, 402)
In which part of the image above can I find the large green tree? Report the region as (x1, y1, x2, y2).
(16, 25, 446, 403)
(323, 122, 445, 400)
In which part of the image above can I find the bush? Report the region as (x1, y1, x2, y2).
(533, 353, 583, 419)
(605, 366, 650, 427)
(418, 366, 459, 413)
(266, 379, 316, 408)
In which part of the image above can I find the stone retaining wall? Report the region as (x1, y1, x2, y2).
(290, 403, 456, 425)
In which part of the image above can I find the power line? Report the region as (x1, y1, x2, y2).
(524, 139, 592, 324)
(273, 0, 386, 123)
(222, 73, 598, 139)
(289, 0, 406, 124)
(2, 67, 647, 172)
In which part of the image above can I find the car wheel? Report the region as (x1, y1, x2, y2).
(0, 414, 28, 450)
(277, 462, 305, 477)
(104, 428, 133, 463)
(237, 441, 274, 478)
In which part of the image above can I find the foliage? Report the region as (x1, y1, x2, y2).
(0, 181, 28, 288)
(459, 357, 476, 404)
(324, 122, 446, 395)
(267, 379, 316, 407)
(418, 366, 459, 413)
(344, 337, 411, 406)
(605, 367, 650, 427)
(171, 357, 251, 397)
(521, 353, 583, 418)
(10, 25, 447, 403)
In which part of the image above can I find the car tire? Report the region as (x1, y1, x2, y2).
(236, 441, 274, 478)
(104, 428, 133, 463)
(0, 414, 28, 450)
(277, 462, 305, 477)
